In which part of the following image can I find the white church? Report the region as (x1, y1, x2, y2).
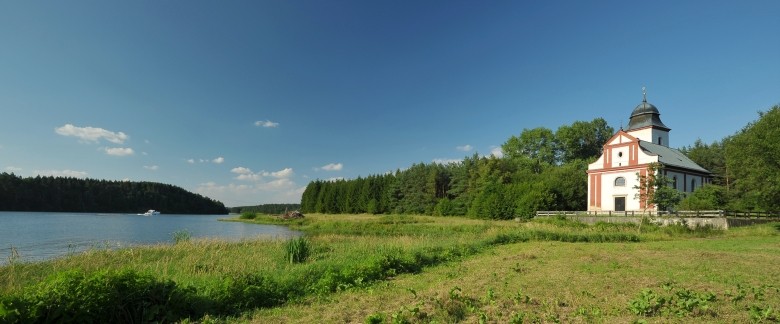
(586, 92, 711, 212)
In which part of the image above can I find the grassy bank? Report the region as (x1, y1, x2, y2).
(1, 214, 778, 323)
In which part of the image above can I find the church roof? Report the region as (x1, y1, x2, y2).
(627, 99, 670, 131)
(638, 141, 710, 174)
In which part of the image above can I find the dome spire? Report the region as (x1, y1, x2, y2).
(642, 86, 647, 102)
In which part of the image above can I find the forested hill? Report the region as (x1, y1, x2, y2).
(0, 173, 228, 214)
(229, 204, 301, 214)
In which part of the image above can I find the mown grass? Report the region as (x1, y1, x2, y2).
(1, 214, 778, 323)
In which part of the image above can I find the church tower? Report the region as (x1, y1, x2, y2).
(586, 88, 711, 212)
(625, 88, 670, 146)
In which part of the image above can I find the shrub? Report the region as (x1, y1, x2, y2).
(172, 229, 192, 244)
(284, 237, 310, 264)
(2, 270, 194, 323)
(239, 211, 257, 219)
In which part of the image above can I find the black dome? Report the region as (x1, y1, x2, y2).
(626, 99, 669, 131)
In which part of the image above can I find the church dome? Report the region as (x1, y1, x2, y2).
(626, 96, 669, 131)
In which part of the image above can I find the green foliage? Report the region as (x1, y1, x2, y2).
(284, 237, 311, 264)
(726, 105, 780, 211)
(0, 270, 193, 323)
(230, 204, 301, 215)
(300, 118, 606, 219)
(628, 284, 716, 318)
(0, 173, 227, 214)
(634, 163, 682, 212)
(679, 184, 727, 210)
(502, 127, 557, 165)
(239, 211, 257, 219)
(172, 229, 192, 244)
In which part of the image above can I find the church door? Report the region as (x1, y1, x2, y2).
(615, 197, 626, 212)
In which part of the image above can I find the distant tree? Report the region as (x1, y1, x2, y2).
(555, 118, 614, 163)
(725, 105, 780, 211)
(502, 127, 557, 165)
(680, 139, 728, 187)
(678, 184, 727, 211)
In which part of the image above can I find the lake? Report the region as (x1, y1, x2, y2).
(0, 212, 299, 265)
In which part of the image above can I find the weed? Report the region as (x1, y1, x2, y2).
(364, 312, 384, 324)
(284, 237, 310, 264)
(239, 211, 257, 220)
(172, 229, 192, 244)
(6, 246, 20, 266)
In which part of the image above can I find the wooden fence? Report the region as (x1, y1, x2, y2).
(535, 210, 780, 219)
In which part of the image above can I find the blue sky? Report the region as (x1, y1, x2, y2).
(1, 1, 778, 207)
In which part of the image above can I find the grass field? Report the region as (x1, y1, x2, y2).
(1, 214, 778, 323)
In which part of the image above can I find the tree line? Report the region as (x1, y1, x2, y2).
(679, 104, 780, 211)
(229, 204, 301, 214)
(0, 173, 228, 214)
(301, 118, 613, 219)
(302, 104, 780, 218)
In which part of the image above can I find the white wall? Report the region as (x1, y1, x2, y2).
(627, 128, 669, 146)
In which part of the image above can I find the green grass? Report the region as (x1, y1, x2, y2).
(1, 214, 778, 323)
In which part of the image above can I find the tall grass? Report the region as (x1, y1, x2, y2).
(0, 214, 742, 322)
(284, 237, 310, 264)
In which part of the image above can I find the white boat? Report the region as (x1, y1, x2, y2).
(140, 209, 160, 216)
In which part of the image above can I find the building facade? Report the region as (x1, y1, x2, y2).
(586, 94, 711, 212)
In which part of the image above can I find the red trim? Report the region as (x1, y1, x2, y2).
(596, 174, 601, 208)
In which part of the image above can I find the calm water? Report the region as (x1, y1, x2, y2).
(0, 212, 299, 265)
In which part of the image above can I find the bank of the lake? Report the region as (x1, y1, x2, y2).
(0, 212, 299, 265)
(1, 214, 779, 323)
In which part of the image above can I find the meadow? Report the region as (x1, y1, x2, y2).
(1, 214, 778, 323)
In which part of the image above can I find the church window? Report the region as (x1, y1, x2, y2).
(618, 151, 623, 157)
(614, 177, 626, 187)
(691, 178, 696, 191)
(672, 176, 677, 189)
(658, 137, 662, 145)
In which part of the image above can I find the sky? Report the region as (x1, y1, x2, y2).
(1, 1, 779, 207)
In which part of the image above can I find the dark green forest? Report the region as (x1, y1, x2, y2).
(679, 105, 780, 212)
(229, 204, 301, 214)
(0, 173, 228, 214)
(301, 118, 613, 219)
(302, 105, 780, 218)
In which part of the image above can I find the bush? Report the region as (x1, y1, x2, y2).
(239, 211, 257, 220)
(1, 270, 194, 323)
(284, 237, 310, 264)
(172, 229, 192, 244)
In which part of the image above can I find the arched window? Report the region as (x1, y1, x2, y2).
(691, 178, 696, 191)
(614, 177, 626, 187)
(658, 137, 662, 145)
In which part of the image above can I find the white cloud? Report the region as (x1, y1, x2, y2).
(232, 167, 294, 181)
(432, 158, 461, 165)
(319, 163, 343, 171)
(144, 165, 159, 171)
(268, 167, 294, 178)
(34, 169, 88, 178)
(5, 166, 22, 173)
(196, 179, 303, 206)
(188, 157, 225, 164)
(490, 146, 504, 158)
(231, 167, 252, 174)
(104, 147, 135, 156)
(55, 124, 128, 144)
(254, 120, 279, 128)
(456, 144, 473, 152)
